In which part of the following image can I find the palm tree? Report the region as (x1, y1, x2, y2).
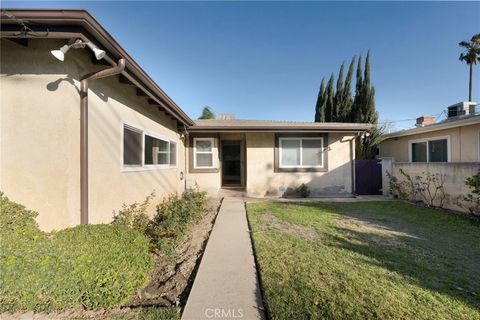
(459, 33, 480, 101)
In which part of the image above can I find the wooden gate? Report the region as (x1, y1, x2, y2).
(355, 160, 382, 195)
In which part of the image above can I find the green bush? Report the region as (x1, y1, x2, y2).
(463, 170, 480, 215)
(112, 192, 154, 234)
(0, 192, 40, 234)
(0, 195, 153, 313)
(295, 183, 311, 198)
(148, 188, 208, 252)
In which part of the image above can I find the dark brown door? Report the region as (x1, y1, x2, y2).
(221, 140, 242, 187)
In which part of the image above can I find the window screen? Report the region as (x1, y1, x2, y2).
(170, 142, 177, 166)
(123, 127, 142, 165)
(302, 139, 323, 166)
(280, 139, 301, 166)
(428, 139, 448, 162)
(411, 142, 427, 162)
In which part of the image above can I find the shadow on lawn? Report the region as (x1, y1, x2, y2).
(278, 201, 480, 311)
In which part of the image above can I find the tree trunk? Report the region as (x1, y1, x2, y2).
(469, 63, 473, 102)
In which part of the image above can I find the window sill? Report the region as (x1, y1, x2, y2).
(121, 165, 177, 172)
(189, 167, 220, 174)
(274, 167, 328, 173)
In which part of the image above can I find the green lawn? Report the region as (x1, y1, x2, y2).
(247, 201, 480, 320)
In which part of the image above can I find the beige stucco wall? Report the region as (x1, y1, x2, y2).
(245, 132, 354, 197)
(186, 132, 250, 197)
(1, 39, 184, 230)
(391, 162, 480, 212)
(379, 123, 480, 162)
(187, 132, 355, 197)
(186, 134, 221, 197)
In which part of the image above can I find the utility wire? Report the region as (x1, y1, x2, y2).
(378, 109, 447, 125)
(1, 10, 49, 38)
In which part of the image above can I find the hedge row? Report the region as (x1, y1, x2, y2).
(0, 193, 153, 312)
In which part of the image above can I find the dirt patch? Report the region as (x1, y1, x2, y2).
(128, 198, 220, 307)
(337, 211, 421, 246)
(262, 212, 318, 240)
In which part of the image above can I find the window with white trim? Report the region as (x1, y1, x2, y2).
(123, 124, 177, 168)
(279, 137, 324, 168)
(410, 137, 449, 163)
(194, 138, 214, 168)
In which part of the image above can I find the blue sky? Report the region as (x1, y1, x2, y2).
(3, 1, 480, 129)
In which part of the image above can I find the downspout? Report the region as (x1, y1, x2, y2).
(80, 58, 126, 224)
(183, 124, 189, 191)
(351, 133, 359, 196)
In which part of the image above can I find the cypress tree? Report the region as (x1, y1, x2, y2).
(366, 87, 378, 124)
(362, 51, 378, 124)
(314, 78, 325, 122)
(325, 74, 335, 122)
(342, 56, 355, 122)
(363, 51, 371, 89)
(334, 63, 345, 122)
(352, 54, 363, 123)
(314, 52, 376, 124)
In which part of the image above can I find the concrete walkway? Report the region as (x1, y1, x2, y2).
(182, 197, 265, 320)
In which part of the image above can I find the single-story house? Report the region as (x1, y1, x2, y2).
(1, 9, 371, 231)
(379, 101, 480, 163)
(379, 102, 480, 212)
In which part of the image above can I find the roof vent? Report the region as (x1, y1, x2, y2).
(216, 113, 236, 120)
(447, 101, 476, 118)
(415, 115, 435, 127)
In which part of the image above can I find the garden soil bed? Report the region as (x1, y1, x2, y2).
(128, 197, 221, 307)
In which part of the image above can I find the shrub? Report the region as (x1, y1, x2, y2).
(110, 188, 209, 255)
(148, 187, 208, 252)
(112, 192, 155, 234)
(0, 196, 153, 313)
(296, 183, 310, 198)
(387, 169, 446, 208)
(0, 192, 40, 234)
(462, 170, 480, 215)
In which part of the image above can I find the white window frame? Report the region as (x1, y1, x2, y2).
(408, 135, 451, 163)
(279, 137, 325, 169)
(193, 137, 215, 169)
(121, 122, 178, 172)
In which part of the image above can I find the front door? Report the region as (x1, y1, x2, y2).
(221, 140, 243, 187)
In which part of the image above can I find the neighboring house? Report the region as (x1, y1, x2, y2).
(380, 102, 480, 162)
(0, 9, 371, 231)
(379, 102, 480, 212)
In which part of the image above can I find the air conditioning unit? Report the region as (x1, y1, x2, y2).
(447, 101, 477, 118)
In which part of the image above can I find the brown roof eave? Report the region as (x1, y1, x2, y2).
(187, 127, 370, 133)
(1, 9, 194, 126)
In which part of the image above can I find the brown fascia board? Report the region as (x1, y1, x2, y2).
(187, 126, 373, 133)
(0, 9, 194, 126)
